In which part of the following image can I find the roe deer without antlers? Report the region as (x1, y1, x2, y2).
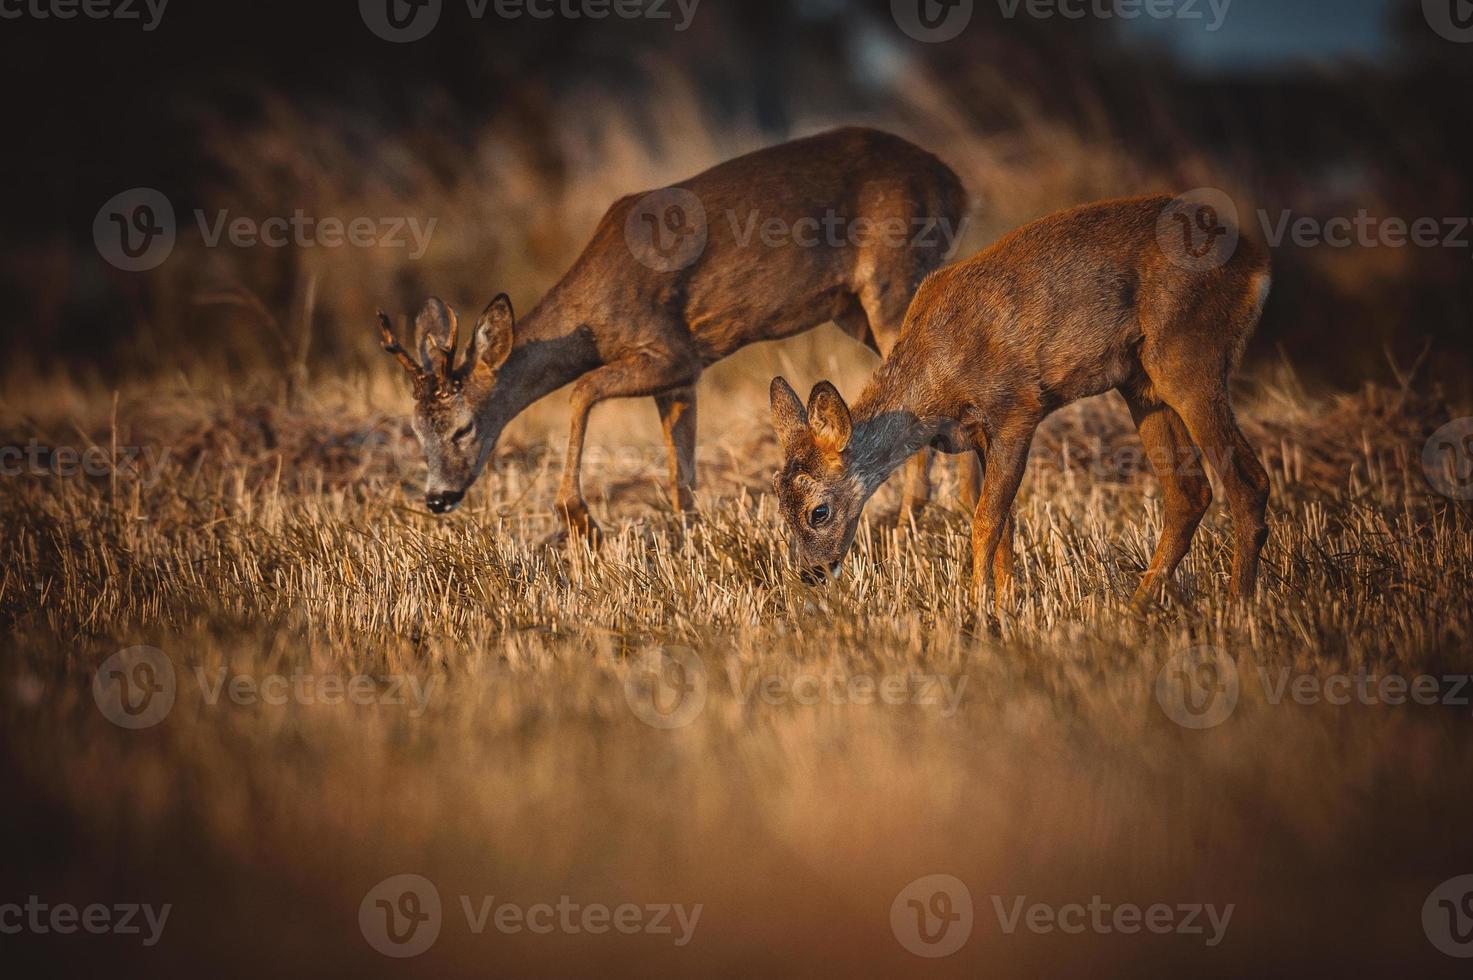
(770, 194, 1272, 604)
(377, 127, 970, 539)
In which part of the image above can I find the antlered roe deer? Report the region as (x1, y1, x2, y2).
(377, 127, 969, 539)
(771, 194, 1272, 604)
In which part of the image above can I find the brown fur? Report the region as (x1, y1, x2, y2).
(772, 195, 1273, 604)
(380, 127, 968, 530)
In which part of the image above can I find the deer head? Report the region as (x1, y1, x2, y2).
(378, 295, 515, 513)
(769, 376, 866, 581)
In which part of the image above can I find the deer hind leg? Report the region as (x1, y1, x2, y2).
(1123, 387, 1213, 605)
(1144, 341, 1269, 600)
(1173, 395, 1269, 600)
(653, 385, 697, 513)
(558, 354, 699, 544)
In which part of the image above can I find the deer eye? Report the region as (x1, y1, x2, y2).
(809, 503, 831, 528)
(451, 423, 474, 443)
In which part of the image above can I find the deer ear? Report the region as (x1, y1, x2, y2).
(415, 296, 458, 375)
(468, 294, 515, 372)
(770, 376, 808, 455)
(807, 381, 852, 456)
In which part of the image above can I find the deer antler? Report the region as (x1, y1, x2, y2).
(442, 304, 460, 376)
(410, 297, 461, 384)
(378, 311, 426, 382)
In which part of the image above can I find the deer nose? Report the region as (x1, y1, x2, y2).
(425, 490, 464, 514)
(800, 563, 840, 586)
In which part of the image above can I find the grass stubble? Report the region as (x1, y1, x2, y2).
(1, 358, 1470, 977)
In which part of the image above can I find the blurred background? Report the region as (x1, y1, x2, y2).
(1, 0, 1469, 400)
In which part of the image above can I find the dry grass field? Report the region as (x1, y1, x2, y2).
(3, 338, 1472, 976)
(4, 0, 1472, 975)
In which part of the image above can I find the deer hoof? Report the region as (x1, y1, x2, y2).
(537, 527, 569, 550)
(557, 508, 602, 549)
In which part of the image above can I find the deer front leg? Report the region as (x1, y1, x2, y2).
(971, 449, 1015, 595)
(654, 385, 698, 513)
(557, 355, 699, 543)
(959, 452, 983, 512)
(899, 450, 934, 517)
(993, 511, 1017, 599)
(969, 425, 1036, 614)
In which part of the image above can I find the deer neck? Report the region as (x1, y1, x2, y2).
(848, 367, 947, 499)
(478, 288, 602, 431)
